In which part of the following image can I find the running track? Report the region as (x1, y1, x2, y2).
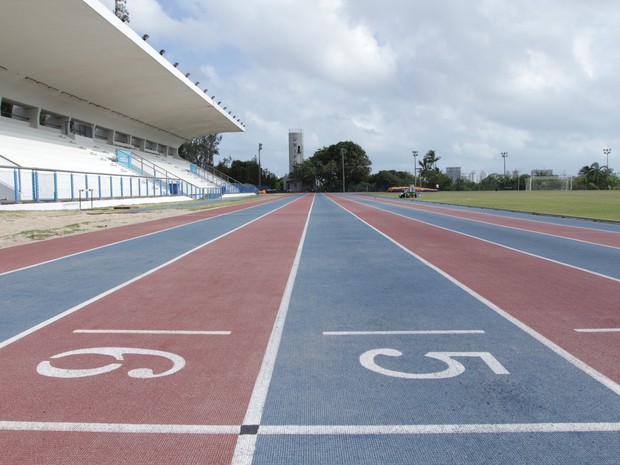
(1, 193, 619, 464)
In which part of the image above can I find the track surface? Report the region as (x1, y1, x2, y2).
(1, 193, 619, 464)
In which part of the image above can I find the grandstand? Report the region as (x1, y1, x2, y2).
(0, 0, 250, 207)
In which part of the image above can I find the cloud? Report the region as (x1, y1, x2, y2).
(99, 0, 620, 177)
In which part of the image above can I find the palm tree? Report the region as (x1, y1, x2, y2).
(418, 150, 441, 186)
(578, 162, 603, 189)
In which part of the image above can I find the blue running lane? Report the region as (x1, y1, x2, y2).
(252, 194, 620, 464)
(0, 196, 300, 343)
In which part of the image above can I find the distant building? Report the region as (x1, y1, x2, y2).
(288, 129, 303, 172)
(446, 166, 462, 182)
(286, 129, 304, 192)
(531, 169, 553, 176)
(479, 170, 488, 180)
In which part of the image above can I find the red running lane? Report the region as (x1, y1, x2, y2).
(367, 196, 620, 248)
(0, 196, 284, 274)
(2, 433, 237, 465)
(0, 195, 313, 464)
(331, 195, 620, 384)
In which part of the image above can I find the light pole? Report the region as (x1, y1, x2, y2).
(340, 147, 347, 192)
(501, 152, 508, 190)
(604, 148, 611, 170)
(412, 150, 418, 189)
(258, 143, 263, 187)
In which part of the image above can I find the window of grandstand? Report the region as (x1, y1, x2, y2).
(0, 100, 30, 122)
(39, 110, 64, 129)
(94, 126, 112, 141)
(0, 99, 12, 118)
(68, 120, 93, 138)
(131, 136, 144, 150)
(114, 131, 130, 146)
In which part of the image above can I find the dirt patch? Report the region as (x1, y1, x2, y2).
(0, 208, 191, 249)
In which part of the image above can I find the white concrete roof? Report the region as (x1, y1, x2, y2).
(0, 0, 244, 140)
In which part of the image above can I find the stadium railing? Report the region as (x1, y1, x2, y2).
(0, 165, 225, 204)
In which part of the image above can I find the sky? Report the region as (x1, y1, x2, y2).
(100, 0, 620, 178)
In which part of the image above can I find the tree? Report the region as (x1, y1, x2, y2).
(370, 170, 415, 190)
(479, 173, 502, 191)
(451, 177, 476, 191)
(418, 150, 445, 188)
(290, 141, 372, 191)
(215, 156, 280, 189)
(178, 134, 222, 168)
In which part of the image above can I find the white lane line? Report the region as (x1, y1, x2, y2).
(0, 421, 238, 434)
(260, 422, 620, 435)
(0, 198, 304, 351)
(341, 195, 620, 283)
(2, 421, 619, 435)
(73, 329, 231, 335)
(575, 328, 620, 333)
(328, 196, 620, 397)
(324, 330, 485, 336)
(0, 196, 292, 277)
(231, 195, 314, 465)
(366, 196, 620, 251)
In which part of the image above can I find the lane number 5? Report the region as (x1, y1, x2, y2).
(360, 349, 509, 379)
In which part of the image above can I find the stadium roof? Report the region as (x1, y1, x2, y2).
(0, 0, 244, 140)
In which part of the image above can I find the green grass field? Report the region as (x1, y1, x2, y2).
(372, 191, 620, 222)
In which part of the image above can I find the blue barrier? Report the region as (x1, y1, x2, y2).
(0, 166, 230, 204)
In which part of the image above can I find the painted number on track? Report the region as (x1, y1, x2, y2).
(36, 347, 186, 379)
(360, 349, 510, 379)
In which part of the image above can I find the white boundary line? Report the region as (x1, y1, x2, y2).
(575, 328, 620, 333)
(328, 195, 620, 397)
(324, 330, 485, 336)
(260, 422, 620, 434)
(0, 197, 290, 277)
(340, 195, 619, 283)
(73, 329, 231, 335)
(0, 197, 304, 351)
(2, 420, 619, 435)
(231, 195, 314, 465)
(370, 195, 620, 250)
(0, 421, 239, 434)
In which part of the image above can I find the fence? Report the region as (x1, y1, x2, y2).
(114, 150, 258, 197)
(0, 166, 226, 204)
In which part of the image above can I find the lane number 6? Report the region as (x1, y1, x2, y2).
(37, 347, 186, 379)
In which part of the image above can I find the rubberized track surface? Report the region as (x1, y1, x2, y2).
(1, 193, 619, 464)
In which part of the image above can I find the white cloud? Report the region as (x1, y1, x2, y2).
(509, 49, 572, 93)
(99, 0, 620, 177)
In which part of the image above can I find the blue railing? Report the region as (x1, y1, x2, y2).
(0, 165, 226, 204)
(115, 150, 258, 196)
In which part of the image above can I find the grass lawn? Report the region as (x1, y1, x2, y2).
(371, 191, 620, 222)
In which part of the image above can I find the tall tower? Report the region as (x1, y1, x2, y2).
(288, 129, 303, 173)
